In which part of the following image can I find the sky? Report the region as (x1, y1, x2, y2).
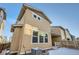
(0, 3, 79, 40)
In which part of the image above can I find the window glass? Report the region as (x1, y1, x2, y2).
(45, 34, 48, 37)
(32, 31, 38, 43)
(33, 31, 38, 36)
(38, 17, 40, 20)
(33, 14, 37, 18)
(45, 34, 48, 43)
(32, 37, 38, 43)
(45, 37, 48, 43)
(39, 35, 43, 43)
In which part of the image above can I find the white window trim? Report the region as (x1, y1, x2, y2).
(39, 35, 44, 43)
(31, 30, 39, 44)
(31, 30, 48, 44)
(45, 37, 48, 43)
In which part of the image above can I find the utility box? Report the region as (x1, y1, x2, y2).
(31, 48, 42, 55)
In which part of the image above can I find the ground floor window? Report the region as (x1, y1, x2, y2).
(32, 30, 48, 43)
(45, 34, 48, 43)
(32, 31, 38, 43)
(39, 35, 43, 43)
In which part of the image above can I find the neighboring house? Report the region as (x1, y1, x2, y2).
(51, 26, 66, 45)
(76, 37, 79, 41)
(70, 35, 75, 41)
(65, 29, 72, 41)
(51, 26, 72, 45)
(10, 4, 52, 54)
(0, 8, 6, 44)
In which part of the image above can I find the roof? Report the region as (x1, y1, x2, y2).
(11, 24, 23, 32)
(65, 29, 72, 37)
(0, 8, 6, 20)
(51, 26, 65, 31)
(17, 4, 52, 24)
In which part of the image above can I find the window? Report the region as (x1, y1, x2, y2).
(67, 38, 70, 41)
(39, 35, 43, 43)
(38, 17, 40, 20)
(32, 30, 48, 43)
(45, 34, 48, 43)
(33, 14, 37, 18)
(33, 13, 41, 20)
(32, 31, 38, 43)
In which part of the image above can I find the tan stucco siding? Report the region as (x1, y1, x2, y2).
(51, 28, 61, 35)
(10, 27, 23, 52)
(65, 30, 72, 41)
(19, 24, 32, 52)
(51, 27, 66, 45)
(24, 9, 51, 32)
(60, 29, 66, 40)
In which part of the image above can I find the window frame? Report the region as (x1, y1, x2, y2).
(33, 14, 37, 19)
(32, 12, 41, 21)
(32, 30, 38, 43)
(38, 17, 40, 20)
(32, 30, 48, 44)
(39, 35, 44, 43)
(45, 34, 48, 43)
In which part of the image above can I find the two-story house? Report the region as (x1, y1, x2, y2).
(10, 4, 52, 54)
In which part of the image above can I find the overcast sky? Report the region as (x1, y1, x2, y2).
(0, 3, 79, 40)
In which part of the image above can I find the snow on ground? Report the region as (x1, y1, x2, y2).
(48, 47, 79, 55)
(0, 49, 6, 55)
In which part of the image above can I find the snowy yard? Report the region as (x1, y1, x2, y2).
(1, 47, 79, 55)
(48, 47, 79, 55)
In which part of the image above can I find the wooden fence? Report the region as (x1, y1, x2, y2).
(55, 41, 79, 49)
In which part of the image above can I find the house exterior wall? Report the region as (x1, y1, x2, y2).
(65, 29, 72, 41)
(10, 27, 23, 53)
(60, 29, 66, 40)
(51, 27, 68, 46)
(10, 9, 52, 54)
(51, 28, 61, 35)
(51, 27, 65, 41)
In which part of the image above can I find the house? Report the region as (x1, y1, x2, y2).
(0, 8, 6, 44)
(64, 29, 72, 41)
(51, 26, 66, 45)
(10, 4, 52, 54)
(51, 26, 72, 45)
(71, 34, 75, 41)
(76, 37, 79, 41)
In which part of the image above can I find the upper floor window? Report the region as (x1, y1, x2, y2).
(33, 14, 37, 18)
(32, 13, 41, 21)
(38, 17, 40, 20)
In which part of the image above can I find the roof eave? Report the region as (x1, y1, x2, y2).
(17, 4, 52, 24)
